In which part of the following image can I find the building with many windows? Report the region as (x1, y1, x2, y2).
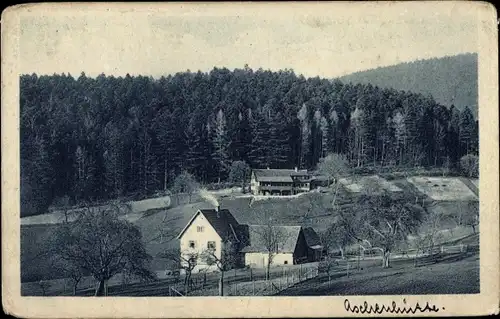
(250, 167, 326, 196)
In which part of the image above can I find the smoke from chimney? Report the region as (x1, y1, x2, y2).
(199, 188, 220, 209)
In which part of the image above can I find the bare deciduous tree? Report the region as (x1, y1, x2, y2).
(356, 194, 425, 268)
(159, 248, 199, 295)
(316, 153, 350, 209)
(463, 202, 479, 234)
(172, 171, 200, 203)
(200, 238, 241, 296)
(250, 222, 288, 280)
(412, 211, 445, 266)
(48, 202, 157, 296)
(37, 279, 51, 296)
(51, 258, 85, 295)
(148, 212, 181, 244)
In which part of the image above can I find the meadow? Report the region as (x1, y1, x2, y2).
(21, 175, 479, 287)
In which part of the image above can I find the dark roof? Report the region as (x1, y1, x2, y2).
(253, 169, 310, 182)
(302, 227, 322, 248)
(239, 225, 302, 253)
(177, 209, 240, 241)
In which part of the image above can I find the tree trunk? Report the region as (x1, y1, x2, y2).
(73, 279, 80, 296)
(185, 273, 191, 295)
(339, 246, 344, 259)
(382, 251, 391, 268)
(94, 279, 105, 296)
(218, 271, 224, 296)
(164, 158, 168, 191)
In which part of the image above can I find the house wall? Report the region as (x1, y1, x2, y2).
(293, 230, 310, 263)
(179, 213, 222, 272)
(244, 252, 294, 268)
(307, 247, 323, 262)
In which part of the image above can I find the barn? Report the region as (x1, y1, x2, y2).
(239, 225, 323, 267)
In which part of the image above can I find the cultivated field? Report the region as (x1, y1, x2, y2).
(407, 176, 478, 201)
(339, 175, 403, 193)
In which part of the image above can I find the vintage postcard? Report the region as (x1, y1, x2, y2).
(2, 1, 499, 318)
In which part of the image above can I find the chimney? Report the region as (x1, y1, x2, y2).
(216, 205, 220, 218)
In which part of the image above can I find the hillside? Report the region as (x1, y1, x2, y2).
(337, 53, 478, 115)
(21, 68, 478, 217)
(21, 176, 479, 283)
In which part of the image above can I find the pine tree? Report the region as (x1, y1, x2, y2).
(103, 121, 125, 198)
(248, 109, 269, 168)
(328, 109, 339, 154)
(459, 106, 475, 155)
(212, 109, 231, 182)
(297, 103, 311, 168)
(392, 111, 407, 166)
(320, 116, 329, 159)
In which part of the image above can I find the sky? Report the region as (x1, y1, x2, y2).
(18, 2, 479, 79)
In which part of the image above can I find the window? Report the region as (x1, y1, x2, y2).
(284, 260, 288, 265)
(197, 226, 204, 232)
(207, 241, 216, 250)
(189, 240, 196, 249)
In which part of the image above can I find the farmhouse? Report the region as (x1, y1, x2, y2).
(250, 168, 314, 196)
(177, 207, 323, 273)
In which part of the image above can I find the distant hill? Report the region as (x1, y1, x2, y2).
(337, 53, 478, 115)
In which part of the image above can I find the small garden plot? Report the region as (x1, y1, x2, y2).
(407, 177, 478, 201)
(339, 175, 402, 193)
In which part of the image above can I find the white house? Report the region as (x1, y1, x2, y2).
(177, 207, 323, 273)
(176, 206, 241, 274)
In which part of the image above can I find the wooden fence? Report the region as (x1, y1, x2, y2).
(168, 262, 319, 296)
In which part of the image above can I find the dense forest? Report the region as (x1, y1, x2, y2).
(20, 66, 478, 215)
(337, 53, 478, 115)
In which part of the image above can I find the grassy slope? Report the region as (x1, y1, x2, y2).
(21, 176, 479, 282)
(277, 235, 480, 296)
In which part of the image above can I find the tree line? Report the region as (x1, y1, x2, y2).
(20, 67, 478, 215)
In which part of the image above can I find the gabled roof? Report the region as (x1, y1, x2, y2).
(177, 209, 240, 241)
(253, 169, 309, 182)
(302, 227, 323, 249)
(239, 225, 302, 254)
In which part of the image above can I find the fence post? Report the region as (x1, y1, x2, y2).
(253, 279, 255, 295)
